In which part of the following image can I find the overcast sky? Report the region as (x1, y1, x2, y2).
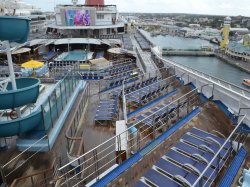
(24, 0, 250, 16)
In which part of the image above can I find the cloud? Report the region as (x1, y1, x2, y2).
(24, 0, 250, 16)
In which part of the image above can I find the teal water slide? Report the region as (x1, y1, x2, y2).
(0, 16, 30, 43)
(0, 78, 40, 110)
(0, 16, 43, 137)
(0, 78, 42, 137)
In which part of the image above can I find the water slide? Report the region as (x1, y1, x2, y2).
(0, 16, 43, 137)
(0, 78, 42, 137)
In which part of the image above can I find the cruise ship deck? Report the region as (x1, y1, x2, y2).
(1, 5, 250, 187)
(1, 30, 250, 187)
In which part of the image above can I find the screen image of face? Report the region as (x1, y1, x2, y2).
(65, 9, 91, 26)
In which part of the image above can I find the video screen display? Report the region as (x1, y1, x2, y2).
(65, 9, 91, 26)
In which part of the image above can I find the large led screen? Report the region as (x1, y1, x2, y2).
(65, 9, 91, 26)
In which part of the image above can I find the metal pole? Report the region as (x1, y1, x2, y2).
(5, 41, 21, 117)
(48, 96, 54, 128)
(5, 41, 17, 90)
(0, 165, 6, 185)
(122, 80, 127, 123)
(68, 38, 70, 53)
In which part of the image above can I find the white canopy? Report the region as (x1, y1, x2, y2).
(54, 38, 102, 45)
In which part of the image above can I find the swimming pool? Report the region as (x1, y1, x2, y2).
(55, 50, 95, 61)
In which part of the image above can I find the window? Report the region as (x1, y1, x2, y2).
(97, 14, 104, 19)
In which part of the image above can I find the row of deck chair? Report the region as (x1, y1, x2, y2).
(136, 103, 177, 127)
(110, 76, 161, 98)
(112, 59, 135, 66)
(125, 77, 160, 93)
(80, 72, 104, 80)
(49, 61, 85, 68)
(135, 127, 233, 187)
(108, 72, 137, 88)
(95, 99, 119, 125)
(108, 64, 135, 76)
(108, 70, 134, 81)
(107, 61, 134, 71)
(126, 82, 170, 104)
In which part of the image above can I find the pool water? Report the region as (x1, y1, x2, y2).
(63, 51, 87, 61)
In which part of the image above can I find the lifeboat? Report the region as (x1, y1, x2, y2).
(242, 79, 250, 87)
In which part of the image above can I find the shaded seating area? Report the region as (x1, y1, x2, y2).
(21, 68, 33, 77)
(35, 63, 48, 77)
(95, 99, 119, 125)
(134, 127, 233, 187)
(21, 60, 48, 77)
(95, 51, 104, 59)
(42, 51, 57, 61)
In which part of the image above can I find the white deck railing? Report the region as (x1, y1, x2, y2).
(151, 47, 250, 125)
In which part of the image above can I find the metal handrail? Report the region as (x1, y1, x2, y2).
(2, 135, 47, 169)
(169, 59, 250, 94)
(151, 47, 250, 95)
(10, 158, 58, 187)
(0, 77, 11, 92)
(58, 86, 200, 172)
(0, 135, 48, 184)
(238, 108, 250, 116)
(65, 82, 89, 148)
(58, 94, 200, 186)
(191, 115, 246, 187)
(65, 84, 89, 140)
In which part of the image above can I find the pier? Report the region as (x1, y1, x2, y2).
(162, 48, 215, 56)
(215, 52, 250, 74)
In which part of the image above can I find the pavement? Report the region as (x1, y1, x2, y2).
(215, 52, 250, 73)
